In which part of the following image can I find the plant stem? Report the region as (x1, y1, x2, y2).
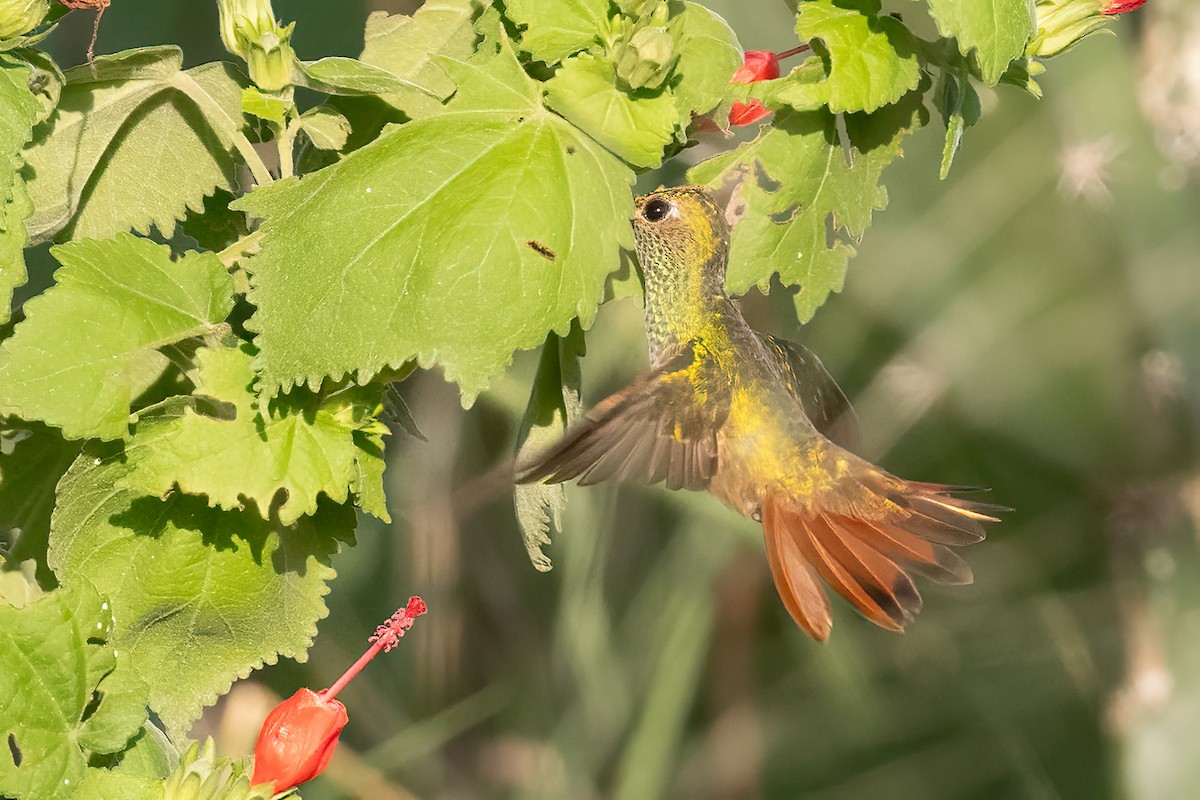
(776, 44, 811, 60)
(170, 72, 275, 188)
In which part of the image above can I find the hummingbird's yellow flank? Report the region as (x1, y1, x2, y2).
(515, 186, 999, 641)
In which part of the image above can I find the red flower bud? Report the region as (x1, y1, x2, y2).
(1103, 0, 1147, 14)
(251, 688, 347, 792)
(729, 50, 780, 127)
(251, 596, 427, 793)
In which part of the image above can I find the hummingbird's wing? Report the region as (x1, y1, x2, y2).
(513, 343, 729, 491)
(761, 334, 860, 451)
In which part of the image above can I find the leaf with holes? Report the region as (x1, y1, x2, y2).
(688, 97, 924, 321)
(48, 446, 351, 737)
(0, 583, 149, 800)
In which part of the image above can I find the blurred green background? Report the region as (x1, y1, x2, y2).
(42, 1, 1200, 797)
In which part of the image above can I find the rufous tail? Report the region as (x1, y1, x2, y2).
(761, 481, 1001, 641)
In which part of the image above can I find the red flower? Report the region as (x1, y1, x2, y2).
(729, 50, 780, 126)
(251, 688, 347, 792)
(1103, 0, 1147, 14)
(251, 596, 428, 793)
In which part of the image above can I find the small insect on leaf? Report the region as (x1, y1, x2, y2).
(526, 240, 557, 261)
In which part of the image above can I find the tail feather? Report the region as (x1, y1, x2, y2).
(762, 481, 997, 640)
(763, 500, 832, 642)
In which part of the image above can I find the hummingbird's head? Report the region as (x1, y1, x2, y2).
(633, 186, 729, 295)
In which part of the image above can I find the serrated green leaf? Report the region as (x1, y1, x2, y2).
(688, 97, 923, 321)
(0, 424, 81, 583)
(544, 53, 678, 168)
(504, 0, 607, 64)
(0, 235, 234, 441)
(514, 327, 584, 572)
(936, 67, 981, 179)
(0, 53, 39, 210)
(234, 28, 634, 402)
(49, 447, 349, 737)
(668, 2, 742, 124)
(927, 0, 1036, 85)
(22, 48, 243, 243)
(0, 176, 32, 324)
(777, 0, 921, 114)
(360, 0, 488, 117)
(121, 344, 389, 525)
(0, 583, 149, 800)
(299, 105, 351, 151)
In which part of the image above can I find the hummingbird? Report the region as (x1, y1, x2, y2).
(514, 186, 999, 640)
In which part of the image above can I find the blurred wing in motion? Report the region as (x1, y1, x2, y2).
(762, 475, 1001, 641)
(762, 334, 860, 451)
(513, 343, 731, 492)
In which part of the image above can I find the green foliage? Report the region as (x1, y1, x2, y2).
(120, 343, 389, 525)
(514, 328, 584, 571)
(0, 581, 148, 800)
(0, 235, 233, 440)
(0, 0, 1114, 790)
(690, 96, 925, 321)
(926, 0, 1037, 85)
(49, 445, 348, 736)
(22, 48, 244, 243)
(236, 22, 634, 401)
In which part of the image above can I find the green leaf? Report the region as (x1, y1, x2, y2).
(688, 98, 924, 321)
(544, 53, 679, 168)
(0, 583, 149, 800)
(514, 327, 584, 572)
(0, 425, 81, 583)
(74, 770, 160, 800)
(121, 344, 389, 525)
(926, 0, 1036, 85)
(295, 56, 441, 98)
(0, 53, 39, 208)
(48, 447, 349, 737)
(240, 86, 288, 124)
(774, 0, 920, 114)
(299, 106, 351, 151)
(935, 67, 981, 179)
(359, 0, 488, 117)
(667, 2, 742, 124)
(0, 235, 234, 441)
(22, 47, 243, 243)
(235, 27, 634, 402)
(0, 177, 32, 324)
(503, 0, 607, 64)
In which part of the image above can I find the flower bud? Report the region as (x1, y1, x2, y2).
(251, 688, 348, 794)
(613, 25, 677, 91)
(1029, 0, 1119, 58)
(728, 50, 780, 127)
(216, 0, 297, 92)
(0, 0, 47, 39)
(250, 596, 427, 794)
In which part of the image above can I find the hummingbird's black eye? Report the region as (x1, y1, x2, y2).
(642, 197, 672, 223)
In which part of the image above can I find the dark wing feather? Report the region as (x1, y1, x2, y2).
(513, 344, 730, 492)
(762, 334, 860, 451)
